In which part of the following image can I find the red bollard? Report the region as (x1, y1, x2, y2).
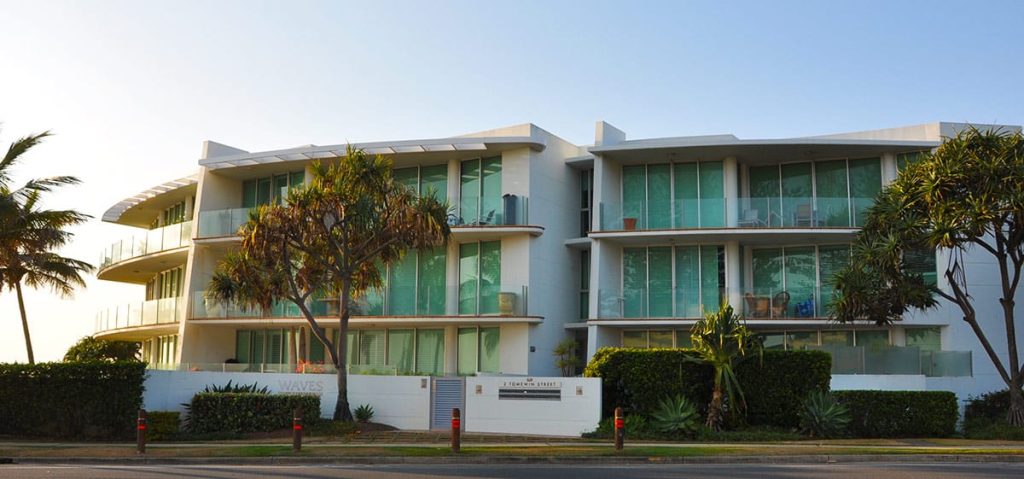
(137, 409, 147, 454)
(293, 407, 303, 452)
(451, 408, 461, 453)
(614, 407, 624, 451)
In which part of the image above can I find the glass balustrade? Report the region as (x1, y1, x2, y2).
(597, 287, 728, 319)
(808, 345, 972, 377)
(452, 195, 529, 226)
(94, 296, 183, 333)
(596, 197, 873, 231)
(193, 283, 529, 319)
(196, 207, 254, 238)
(98, 221, 192, 270)
(151, 362, 406, 375)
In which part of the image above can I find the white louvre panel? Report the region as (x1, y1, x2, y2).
(431, 378, 464, 430)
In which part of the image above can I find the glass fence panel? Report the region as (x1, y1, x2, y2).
(197, 208, 251, 238)
(454, 196, 529, 226)
(927, 350, 973, 377)
(864, 346, 921, 375)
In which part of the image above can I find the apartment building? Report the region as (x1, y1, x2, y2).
(93, 121, 1022, 400)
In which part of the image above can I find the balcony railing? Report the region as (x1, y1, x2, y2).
(192, 284, 528, 319)
(99, 221, 192, 270)
(94, 296, 183, 333)
(597, 287, 728, 319)
(808, 345, 972, 377)
(150, 362, 401, 375)
(597, 196, 873, 231)
(741, 287, 828, 319)
(453, 195, 528, 226)
(196, 207, 253, 239)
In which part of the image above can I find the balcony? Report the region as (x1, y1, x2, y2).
(809, 345, 972, 377)
(94, 296, 183, 335)
(597, 287, 728, 319)
(196, 207, 252, 239)
(597, 197, 871, 232)
(98, 221, 192, 272)
(191, 284, 531, 320)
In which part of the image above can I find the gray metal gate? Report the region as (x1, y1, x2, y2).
(430, 377, 465, 430)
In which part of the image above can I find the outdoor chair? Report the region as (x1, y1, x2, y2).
(771, 291, 791, 318)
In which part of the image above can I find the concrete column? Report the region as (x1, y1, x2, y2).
(586, 324, 618, 362)
(725, 241, 742, 311)
(724, 156, 739, 227)
(881, 152, 898, 184)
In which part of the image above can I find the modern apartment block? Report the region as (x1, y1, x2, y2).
(94, 121, 1023, 400)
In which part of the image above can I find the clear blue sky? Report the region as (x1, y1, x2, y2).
(0, 0, 1021, 362)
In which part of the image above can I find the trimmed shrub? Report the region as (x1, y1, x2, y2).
(583, 348, 831, 428)
(187, 393, 320, 434)
(833, 390, 957, 438)
(0, 361, 145, 439)
(963, 388, 1024, 439)
(146, 411, 180, 441)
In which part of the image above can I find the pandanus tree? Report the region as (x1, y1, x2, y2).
(832, 127, 1024, 426)
(689, 304, 762, 431)
(0, 131, 92, 364)
(208, 147, 450, 421)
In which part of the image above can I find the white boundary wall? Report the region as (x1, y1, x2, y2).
(464, 377, 601, 437)
(831, 374, 927, 391)
(144, 371, 431, 430)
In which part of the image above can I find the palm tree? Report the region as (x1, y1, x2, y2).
(689, 304, 762, 431)
(0, 131, 92, 364)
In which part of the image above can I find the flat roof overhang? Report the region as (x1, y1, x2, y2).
(198, 136, 546, 177)
(102, 176, 198, 226)
(589, 138, 939, 165)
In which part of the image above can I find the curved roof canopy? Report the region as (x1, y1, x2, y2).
(102, 175, 198, 226)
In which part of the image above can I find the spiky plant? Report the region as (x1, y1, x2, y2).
(650, 395, 700, 434)
(688, 304, 762, 431)
(353, 404, 374, 423)
(798, 390, 850, 438)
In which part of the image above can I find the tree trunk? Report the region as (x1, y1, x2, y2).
(706, 385, 724, 431)
(15, 282, 34, 365)
(1008, 380, 1024, 427)
(332, 284, 354, 422)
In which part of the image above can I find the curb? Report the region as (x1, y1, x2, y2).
(5, 454, 1024, 466)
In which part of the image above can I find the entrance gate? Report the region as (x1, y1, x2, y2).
(430, 377, 465, 430)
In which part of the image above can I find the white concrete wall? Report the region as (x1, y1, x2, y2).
(464, 377, 601, 436)
(525, 127, 589, 376)
(143, 370, 432, 430)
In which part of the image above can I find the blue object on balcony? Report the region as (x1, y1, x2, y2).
(796, 298, 815, 317)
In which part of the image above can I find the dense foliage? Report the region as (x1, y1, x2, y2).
(63, 336, 140, 362)
(584, 348, 831, 428)
(0, 361, 145, 439)
(963, 389, 1024, 439)
(187, 392, 320, 434)
(650, 395, 700, 434)
(832, 127, 1024, 425)
(798, 390, 850, 438)
(688, 305, 762, 430)
(146, 411, 180, 441)
(202, 380, 270, 394)
(833, 390, 957, 438)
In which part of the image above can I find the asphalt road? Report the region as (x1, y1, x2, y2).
(1, 463, 1022, 479)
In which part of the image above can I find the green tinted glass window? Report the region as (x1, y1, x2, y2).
(457, 327, 478, 375)
(675, 245, 700, 317)
(856, 330, 890, 349)
(388, 252, 417, 315)
(786, 331, 818, 350)
(821, 330, 854, 346)
(387, 329, 415, 373)
(698, 161, 724, 227)
(815, 159, 850, 226)
(415, 329, 445, 376)
(646, 164, 671, 229)
(420, 164, 448, 200)
(418, 248, 446, 315)
(623, 248, 647, 318)
(849, 158, 881, 227)
(673, 163, 698, 228)
(479, 241, 501, 314)
(647, 247, 673, 316)
(479, 327, 500, 373)
(781, 162, 812, 227)
(906, 327, 941, 352)
(649, 331, 673, 348)
(622, 331, 648, 348)
(622, 166, 646, 229)
(458, 243, 479, 314)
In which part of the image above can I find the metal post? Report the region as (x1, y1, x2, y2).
(614, 407, 624, 451)
(136, 409, 147, 454)
(451, 408, 461, 453)
(293, 407, 303, 452)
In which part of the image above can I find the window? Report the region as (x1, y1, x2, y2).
(394, 165, 447, 200)
(896, 151, 927, 172)
(906, 327, 941, 352)
(579, 250, 590, 320)
(457, 326, 500, 375)
(162, 200, 189, 226)
(147, 266, 184, 301)
(622, 245, 724, 318)
(750, 244, 852, 318)
(620, 330, 680, 348)
(361, 248, 447, 316)
(855, 330, 890, 349)
(904, 248, 938, 287)
(242, 171, 305, 207)
(746, 159, 881, 227)
(235, 329, 290, 366)
(459, 157, 502, 225)
(580, 169, 593, 235)
(620, 161, 724, 230)
(459, 241, 501, 315)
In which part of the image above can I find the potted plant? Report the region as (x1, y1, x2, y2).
(623, 217, 638, 230)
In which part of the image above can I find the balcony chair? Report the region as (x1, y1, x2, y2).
(794, 204, 815, 227)
(771, 291, 791, 318)
(738, 208, 766, 227)
(744, 292, 770, 318)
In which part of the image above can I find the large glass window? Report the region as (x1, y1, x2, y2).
(580, 169, 593, 235)
(394, 165, 448, 200)
(457, 326, 500, 375)
(242, 171, 305, 207)
(905, 248, 938, 287)
(460, 157, 502, 225)
(623, 245, 724, 318)
(848, 158, 882, 226)
(744, 159, 881, 227)
(415, 329, 445, 376)
(579, 250, 590, 320)
(622, 162, 724, 230)
(235, 329, 289, 366)
(387, 329, 415, 374)
(814, 159, 850, 227)
(749, 245, 851, 318)
(364, 248, 447, 316)
(459, 241, 501, 315)
(906, 327, 941, 352)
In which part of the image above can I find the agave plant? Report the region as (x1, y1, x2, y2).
(203, 380, 270, 394)
(650, 395, 700, 434)
(354, 404, 375, 423)
(799, 390, 850, 438)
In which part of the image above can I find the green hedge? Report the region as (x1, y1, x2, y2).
(834, 390, 958, 438)
(146, 411, 180, 441)
(0, 361, 146, 439)
(187, 393, 320, 434)
(583, 348, 831, 428)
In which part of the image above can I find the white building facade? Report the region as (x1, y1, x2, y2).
(94, 121, 1023, 403)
